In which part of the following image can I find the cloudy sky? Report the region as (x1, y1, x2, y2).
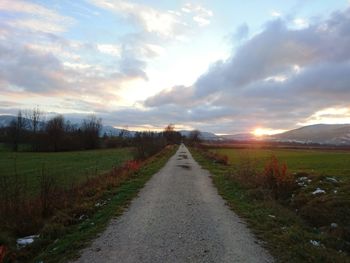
(1, 0, 350, 135)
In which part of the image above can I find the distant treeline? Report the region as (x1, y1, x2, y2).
(0, 108, 201, 158)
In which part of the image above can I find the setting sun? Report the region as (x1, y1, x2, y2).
(252, 128, 286, 137)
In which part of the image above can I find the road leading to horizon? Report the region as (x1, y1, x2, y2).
(74, 144, 273, 263)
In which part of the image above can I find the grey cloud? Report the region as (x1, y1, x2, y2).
(0, 42, 66, 93)
(233, 23, 249, 41)
(142, 8, 350, 133)
(145, 85, 193, 107)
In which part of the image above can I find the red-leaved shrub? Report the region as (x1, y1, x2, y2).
(259, 155, 295, 200)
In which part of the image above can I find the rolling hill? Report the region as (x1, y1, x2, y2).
(271, 124, 350, 145)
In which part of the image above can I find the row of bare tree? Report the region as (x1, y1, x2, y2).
(1, 108, 102, 152)
(0, 110, 202, 154)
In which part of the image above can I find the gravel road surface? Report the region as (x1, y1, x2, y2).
(73, 144, 274, 263)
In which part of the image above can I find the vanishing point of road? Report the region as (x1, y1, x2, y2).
(74, 144, 274, 263)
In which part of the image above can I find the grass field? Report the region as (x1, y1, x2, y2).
(212, 148, 350, 179)
(0, 148, 133, 195)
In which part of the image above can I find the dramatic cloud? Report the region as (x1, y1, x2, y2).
(144, 8, 350, 133)
(1, 1, 349, 134)
(0, 0, 162, 112)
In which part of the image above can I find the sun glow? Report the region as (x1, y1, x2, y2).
(252, 128, 286, 137)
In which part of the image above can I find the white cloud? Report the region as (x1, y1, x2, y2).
(0, 0, 65, 21)
(193, 16, 211, 27)
(63, 62, 94, 70)
(7, 19, 67, 33)
(143, 44, 166, 57)
(0, 0, 74, 33)
(90, 0, 184, 38)
(264, 75, 287, 82)
(90, 0, 213, 37)
(181, 3, 213, 27)
(299, 107, 350, 125)
(270, 10, 282, 17)
(293, 18, 309, 28)
(97, 44, 121, 56)
(181, 3, 192, 13)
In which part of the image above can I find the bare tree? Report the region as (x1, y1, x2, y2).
(8, 110, 25, 151)
(25, 106, 43, 151)
(119, 127, 130, 138)
(188, 130, 201, 146)
(81, 115, 102, 149)
(163, 124, 181, 145)
(46, 115, 65, 152)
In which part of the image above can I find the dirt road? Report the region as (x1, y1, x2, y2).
(74, 144, 273, 263)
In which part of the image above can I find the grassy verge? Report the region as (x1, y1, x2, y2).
(190, 147, 350, 263)
(3, 145, 177, 263)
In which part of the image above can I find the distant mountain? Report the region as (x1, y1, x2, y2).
(179, 130, 220, 140)
(0, 115, 45, 129)
(100, 126, 136, 137)
(220, 133, 256, 141)
(272, 124, 350, 145)
(0, 115, 15, 127)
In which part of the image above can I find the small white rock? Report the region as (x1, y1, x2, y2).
(312, 188, 326, 195)
(326, 177, 338, 183)
(331, 223, 338, 228)
(79, 214, 88, 221)
(17, 235, 39, 247)
(310, 240, 320, 246)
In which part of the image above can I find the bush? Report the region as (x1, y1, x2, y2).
(133, 132, 166, 160)
(258, 155, 295, 200)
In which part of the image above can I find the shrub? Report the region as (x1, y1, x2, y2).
(124, 160, 140, 172)
(258, 155, 295, 200)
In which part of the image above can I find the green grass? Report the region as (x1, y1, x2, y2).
(0, 148, 133, 195)
(30, 145, 177, 263)
(191, 147, 350, 263)
(212, 148, 350, 179)
(0, 143, 9, 152)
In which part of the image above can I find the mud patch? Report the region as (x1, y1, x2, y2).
(178, 164, 191, 169)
